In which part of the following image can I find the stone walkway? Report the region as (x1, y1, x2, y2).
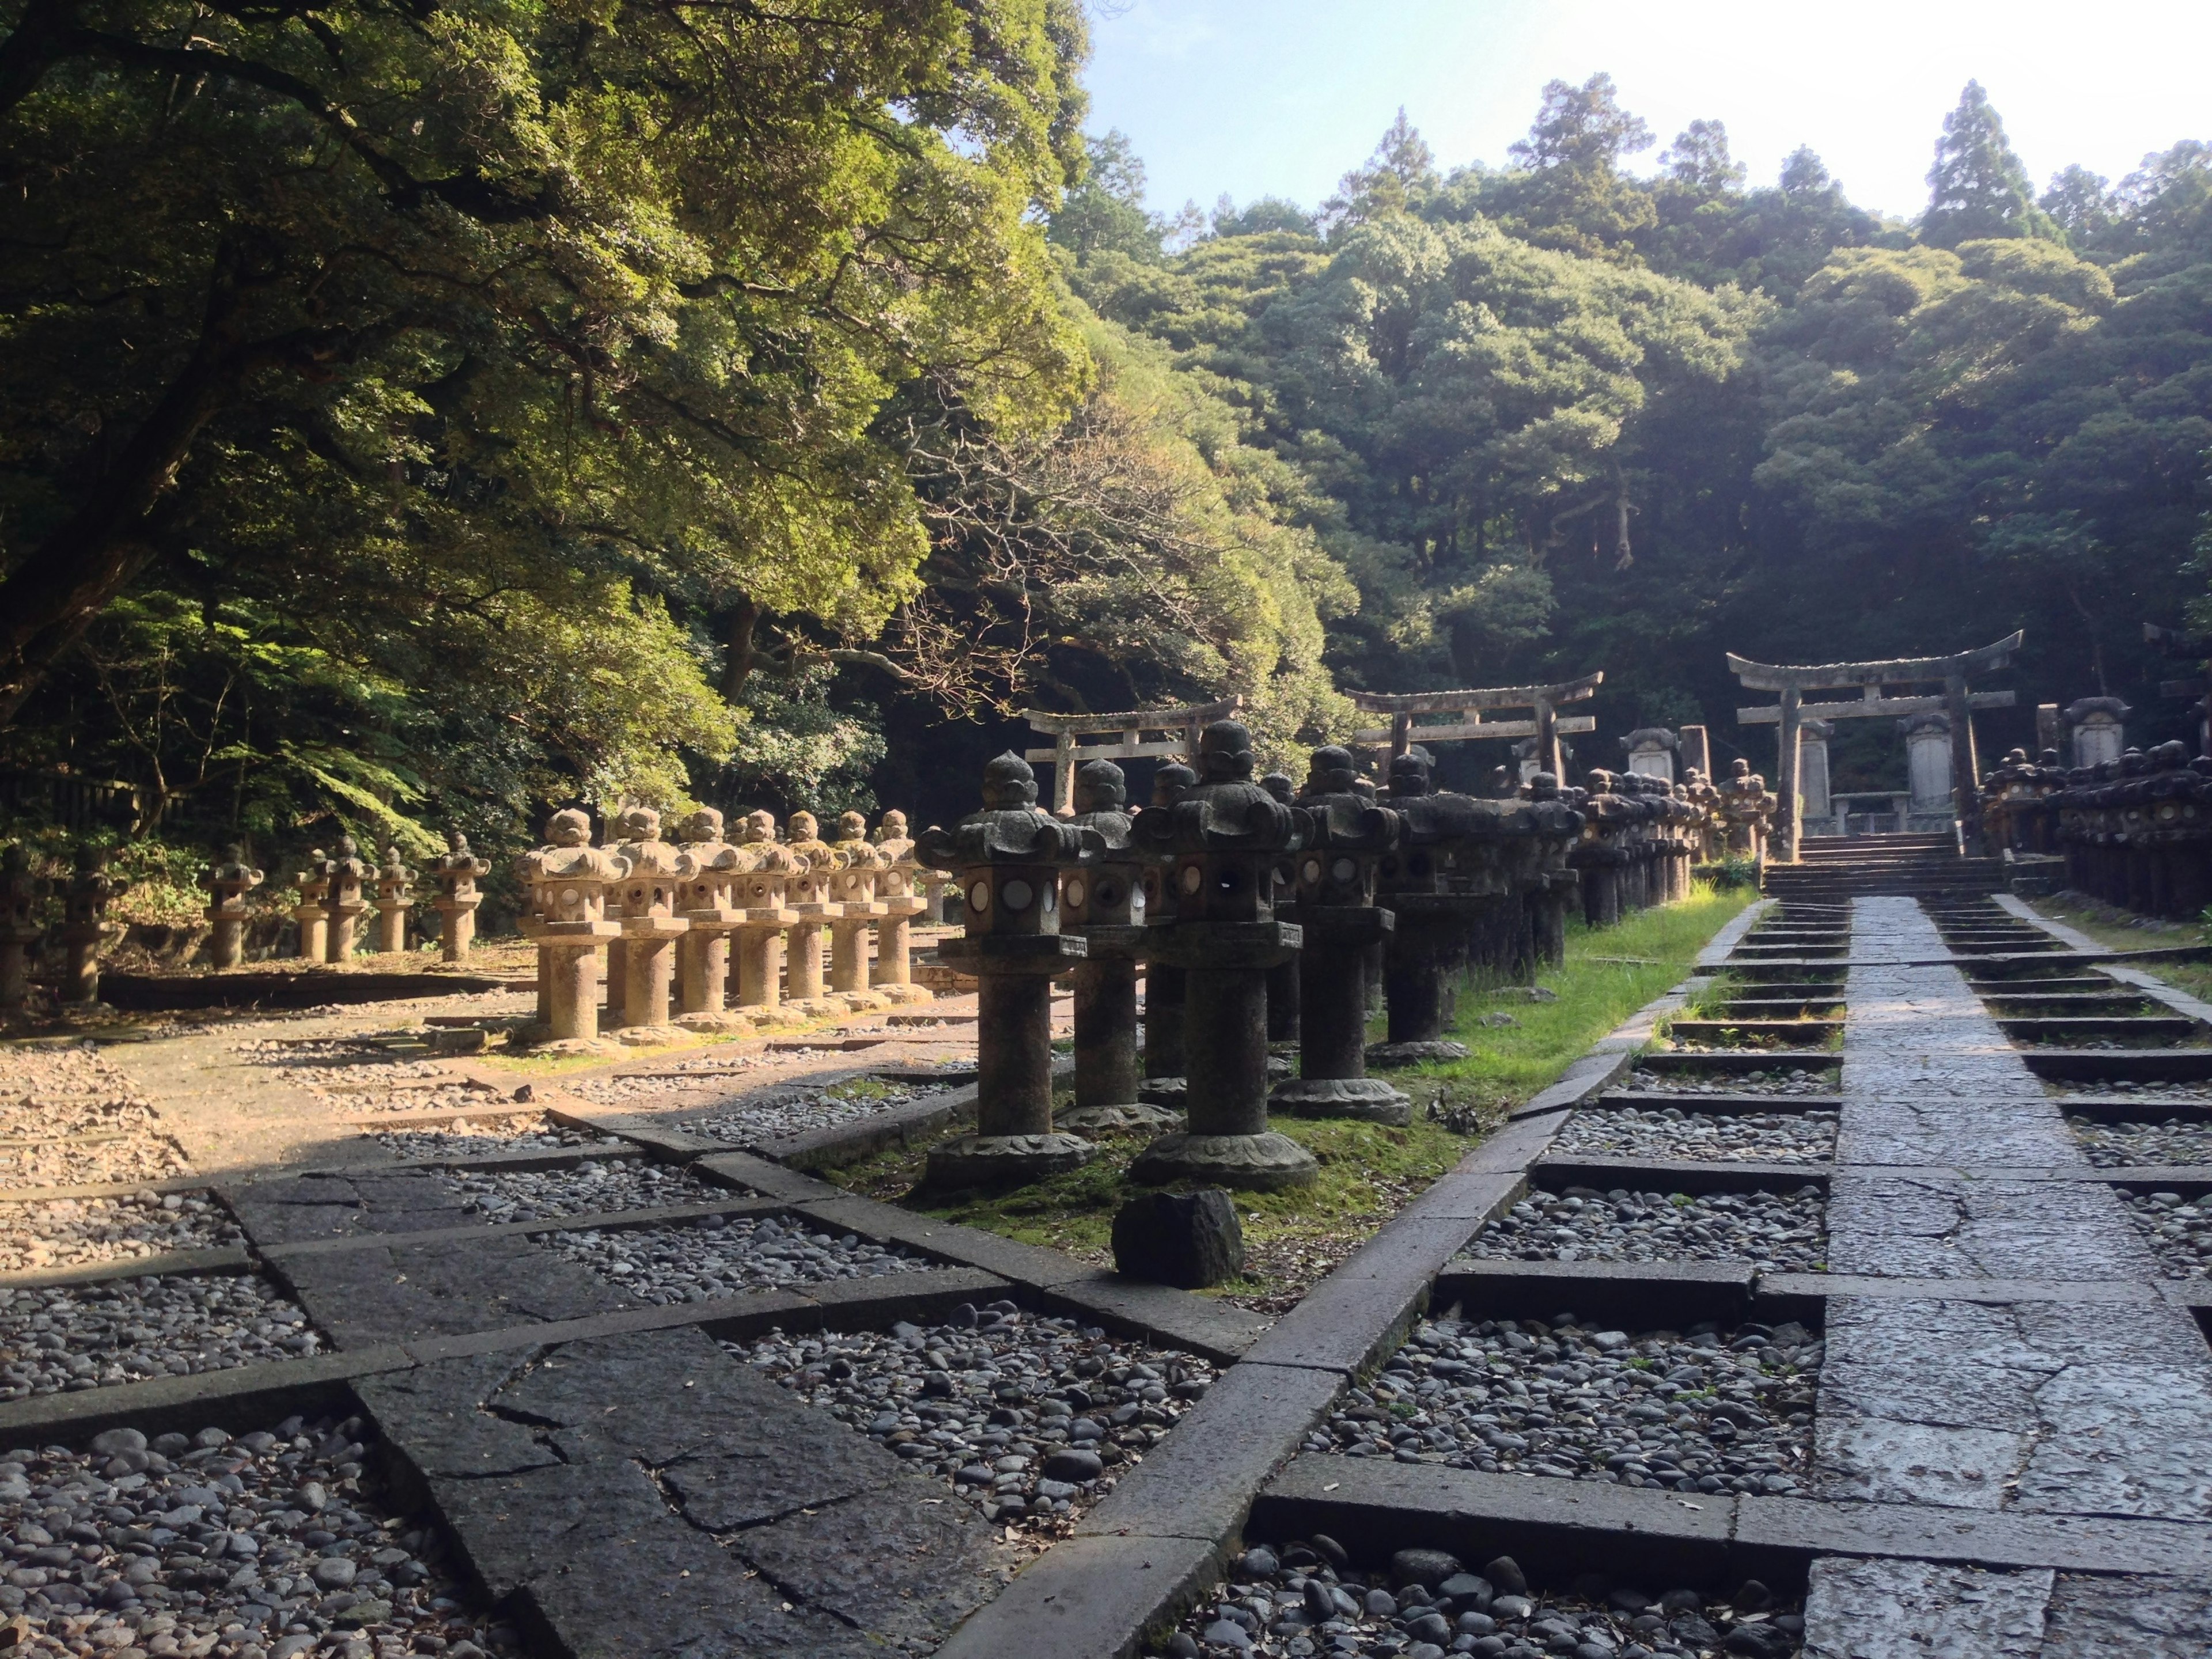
(1805, 897, 2212, 1651)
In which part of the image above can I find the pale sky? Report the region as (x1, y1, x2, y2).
(1084, 1, 2212, 224)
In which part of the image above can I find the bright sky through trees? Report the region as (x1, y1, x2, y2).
(1085, 0, 2212, 221)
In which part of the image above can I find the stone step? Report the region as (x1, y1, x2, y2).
(2000, 1014, 2206, 1044)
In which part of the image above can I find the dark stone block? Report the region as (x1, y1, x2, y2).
(1111, 1190, 1245, 1289)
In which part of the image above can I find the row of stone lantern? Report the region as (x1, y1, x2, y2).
(2048, 743, 2212, 919)
(1567, 769, 1700, 927)
(0, 843, 128, 1010)
(267, 832, 491, 967)
(515, 805, 932, 1049)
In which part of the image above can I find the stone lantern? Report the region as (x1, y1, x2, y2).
(1259, 771, 1302, 1045)
(1128, 720, 1317, 1191)
(517, 810, 628, 1047)
(1059, 760, 1175, 1134)
(1137, 760, 1197, 1098)
(1718, 759, 1775, 858)
(730, 811, 801, 1014)
(673, 808, 748, 1030)
(59, 844, 126, 1004)
(609, 806, 691, 1041)
(1, 845, 45, 1009)
(290, 850, 329, 962)
(782, 810, 843, 1015)
(1522, 772, 1583, 966)
(1373, 751, 1500, 1067)
(869, 810, 934, 1005)
(1271, 745, 1408, 1126)
(368, 847, 413, 955)
(826, 811, 891, 1011)
(1571, 770, 1636, 928)
(322, 837, 369, 961)
(202, 845, 263, 969)
(423, 831, 492, 961)
(917, 753, 1096, 1188)
(1680, 767, 1724, 863)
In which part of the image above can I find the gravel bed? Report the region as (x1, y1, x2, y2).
(369, 1116, 618, 1160)
(1463, 1187, 1828, 1272)
(733, 1300, 1215, 1534)
(1, 1131, 192, 1190)
(0, 1275, 321, 1399)
(0, 1192, 241, 1275)
(0, 1044, 191, 1187)
(1161, 1541, 1800, 1659)
(2066, 1118, 2212, 1167)
(1311, 1314, 1818, 1497)
(2047, 1077, 2212, 1100)
(230, 1039, 451, 1088)
(312, 1082, 508, 1118)
(433, 1157, 708, 1222)
(1624, 1067, 1834, 1097)
(0, 1413, 520, 1658)
(542, 1212, 924, 1304)
(2123, 1191, 2212, 1278)
(683, 1080, 955, 1147)
(562, 1052, 780, 1107)
(1553, 1106, 1836, 1164)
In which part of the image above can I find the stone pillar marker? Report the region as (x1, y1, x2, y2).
(1797, 718, 1834, 832)
(1622, 727, 1678, 782)
(868, 810, 934, 1005)
(2065, 697, 2129, 770)
(59, 844, 125, 1005)
(1128, 720, 1317, 1191)
(782, 810, 843, 1016)
(322, 838, 369, 961)
(609, 807, 691, 1044)
(919, 753, 1097, 1188)
(517, 809, 627, 1049)
(730, 811, 801, 1014)
(369, 848, 413, 955)
(1679, 725, 1712, 782)
(673, 808, 749, 1031)
(826, 811, 892, 1011)
(0, 846, 45, 1009)
(202, 846, 263, 970)
(290, 850, 329, 963)
(423, 831, 492, 962)
(1059, 760, 1176, 1134)
(1271, 745, 1408, 1126)
(1903, 713, 1955, 817)
(1138, 761, 1196, 1102)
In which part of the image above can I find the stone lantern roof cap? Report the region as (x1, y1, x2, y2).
(919, 756, 1088, 868)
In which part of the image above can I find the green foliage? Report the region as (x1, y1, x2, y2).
(1922, 81, 2060, 247)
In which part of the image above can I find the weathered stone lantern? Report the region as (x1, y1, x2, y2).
(290, 850, 329, 962)
(782, 810, 842, 1015)
(674, 808, 748, 1030)
(1522, 772, 1584, 965)
(323, 837, 369, 961)
(826, 811, 891, 1011)
(1373, 751, 1499, 1066)
(869, 810, 934, 1005)
(731, 811, 801, 1013)
(1571, 770, 1635, 928)
(1260, 770, 1302, 1045)
(1060, 760, 1176, 1133)
(369, 848, 412, 955)
(517, 810, 628, 1047)
(423, 831, 492, 961)
(1718, 759, 1775, 859)
(1, 845, 45, 1008)
(918, 753, 1096, 1187)
(60, 844, 126, 1005)
(609, 807, 691, 1041)
(1271, 745, 1408, 1125)
(1138, 760, 1196, 1099)
(1128, 721, 1317, 1191)
(202, 845, 263, 969)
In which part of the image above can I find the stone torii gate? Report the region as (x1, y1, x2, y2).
(1022, 696, 1243, 817)
(1729, 632, 2021, 862)
(1349, 673, 1603, 779)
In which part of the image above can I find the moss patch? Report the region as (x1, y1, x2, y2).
(2023, 895, 2212, 1003)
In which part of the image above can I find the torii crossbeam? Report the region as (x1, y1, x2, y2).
(1728, 633, 2021, 861)
(1349, 673, 1603, 781)
(1021, 696, 1243, 816)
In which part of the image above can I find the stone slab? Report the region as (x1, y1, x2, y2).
(0, 1244, 252, 1289)
(1801, 1556, 2053, 1659)
(1434, 1256, 1756, 1328)
(1036, 1270, 1275, 1364)
(931, 1532, 1226, 1659)
(1744, 1493, 2212, 1575)
(0, 1343, 413, 1445)
(271, 1227, 620, 1348)
(1533, 1154, 1832, 1195)
(1824, 1173, 2158, 1280)
(792, 1195, 1099, 1288)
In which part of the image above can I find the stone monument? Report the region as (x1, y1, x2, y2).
(1621, 727, 1678, 783)
(202, 845, 263, 969)
(1902, 713, 1955, 818)
(918, 754, 1096, 1187)
(1796, 718, 1834, 831)
(2066, 697, 2129, 770)
(1128, 721, 1317, 1191)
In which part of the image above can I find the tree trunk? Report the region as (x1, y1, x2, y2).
(719, 594, 761, 702)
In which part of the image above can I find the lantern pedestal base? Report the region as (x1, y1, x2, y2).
(925, 1131, 1096, 1190)
(1269, 1075, 1412, 1126)
(1129, 1130, 1316, 1191)
(613, 1024, 686, 1047)
(1058, 1101, 1182, 1135)
(1365, 1039, 1468, 1068)
(675, 1010, 757, 1033)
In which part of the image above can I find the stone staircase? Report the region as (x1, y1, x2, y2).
(1762, 832, 2003, 900)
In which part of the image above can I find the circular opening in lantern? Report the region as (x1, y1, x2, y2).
(968, 881, 991, 913)
(1002, 879, 1034, 911)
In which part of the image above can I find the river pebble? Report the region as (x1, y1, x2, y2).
(680, 1080, 953, 1147)
(0, 1275, 319, 1400)
(0, 1411, 520, 1658)
(2066, 1118, 2212, 1167)
(1553, 1107, 1836, 1164)
(1464, 1187, 1827, 1272)
(1158, 1540, 1801, 1659)
(2123, 1191, 2212, 1277)
(434, 1157, 705, 1221)
(1309, 1314, 1818, 1498)
(0, 1192, 241, 1275)
(2048, 1077, 2212, 1100)
(1626, 1067, 1833, 1098)
(0, 1046, 188, 1187)
(732, 1302, 1215, 1533)
(543, 1213, 923, 1303)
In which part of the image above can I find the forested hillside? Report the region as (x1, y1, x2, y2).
(1, 3, 2207, 854)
